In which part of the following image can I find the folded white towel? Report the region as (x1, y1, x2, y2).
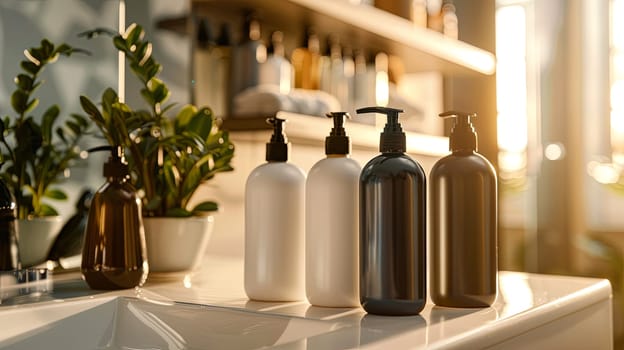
(233, 85, 341, 117)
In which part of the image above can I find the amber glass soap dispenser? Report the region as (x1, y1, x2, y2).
(357, 106, 427, 316)
(81, 146, 148, 290)
(0, 179, 20, 271)
(430, 111, 498, 307)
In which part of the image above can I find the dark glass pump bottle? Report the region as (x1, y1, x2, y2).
(81, 146, 148, 290)
(430, 111, 498, 307)
(0, 179, 20, 271)
(357, 106, 427, 316)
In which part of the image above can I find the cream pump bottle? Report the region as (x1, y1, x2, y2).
(430, 111, 498, 307)
(358, 106, 427, 316)
(244, 117, 306, 301)
(306, 112, 361, 307)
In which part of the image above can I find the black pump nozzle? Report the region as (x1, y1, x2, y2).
(325, 112, 351, 155)
(196, 18, 214, 49)
(88, 145, 129, 178)
(439, 111, 478, 152)
(356, 106, 405, 153)
(266, 117, 289, 162)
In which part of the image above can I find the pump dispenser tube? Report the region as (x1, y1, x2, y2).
(430, 111, 498, 307)
(357, 106, 427, 316)
(245, 117, 306, 301)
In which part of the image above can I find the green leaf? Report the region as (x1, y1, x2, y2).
(146, 78, 169, 104)
(24, 98, 39, 114)
(144, 196, 163, 212)
(56, 128, 67, 143)
(14, 74, 34, 91)
(28, 47, 44, 63)
(113, 36, 129, 53)
(175, 105, 197, 130)
(70, 113, 89, 128)
(66, 121, 81, 137)
(124, 23, 144, 47)
(140, 88, 155, 106)
(188, 108, 214, 140)
(181, 166, 201, 201)
(144, 62, 161, 81)
(135, 41, 152, 64)
(41, 39, 54, 58)
(20, 60, 39, 75)
(15, 118, 43, 155)
(192, 201, 218, 212)
(39, 204, 59, 216)
(44, 188, 68, 200)
(41, 105, 60, 144)
(11, 90, 28, 114)
(80, 95, 104, 123)
(54, 43, 72, 55)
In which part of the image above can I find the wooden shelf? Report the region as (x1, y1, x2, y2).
(190, 0, 496, 76)
(221, 112, 449, 157)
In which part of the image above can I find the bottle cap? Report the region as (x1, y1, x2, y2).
(439, 110, 478, 152)
(266, 117, 289, 162)
(325, 112, 351, 155)
(356, 106, 405, 153)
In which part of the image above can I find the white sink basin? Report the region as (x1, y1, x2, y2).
(0, 296, 344, 349)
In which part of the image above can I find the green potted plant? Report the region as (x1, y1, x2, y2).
(80, 24, 234, 272)
(0, 40, 91, 267)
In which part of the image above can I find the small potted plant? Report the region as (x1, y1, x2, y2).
(80, 24, 234, 273)
(0, 40, 91, 267)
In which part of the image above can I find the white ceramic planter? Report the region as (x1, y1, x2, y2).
(143, 216, 214, 273)
(17, 217, 64, 267)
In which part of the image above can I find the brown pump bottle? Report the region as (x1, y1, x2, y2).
(81, 146, 148, 289)
(430, 111, 498, 307)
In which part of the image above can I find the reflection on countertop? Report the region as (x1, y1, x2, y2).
(0, 255, 613, 349)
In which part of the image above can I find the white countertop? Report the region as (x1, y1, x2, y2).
(0, 254, 614, 349)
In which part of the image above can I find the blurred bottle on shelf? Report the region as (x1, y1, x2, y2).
(428, 0, 459, 38)
(259, 31, 293, 94)
(231, 12, 267, 105)
(319, 34, 350, 110)
(441, 2, 458, 39)
(353, 49, 370, 120)
(193, 18, 214, 106)
(194, 19, 232, 118)
(427, 0, 443, 32)
(291, 27, 321, 90)
(342, 46, 355, 113)
(412, 0, 428, 28)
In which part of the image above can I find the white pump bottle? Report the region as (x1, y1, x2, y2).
(244, 117, 306, 301)
(306, 112, 361, 307)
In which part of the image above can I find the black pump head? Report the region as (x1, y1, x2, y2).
(356, 106, 405, 153)
(88, 145, 129, 178)
(266, 117, 289, 162)
(439, 110, 478, 152)
(325, 112, 351, 155)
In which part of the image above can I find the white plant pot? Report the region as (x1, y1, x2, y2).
(143, 216, 214, 273)
(17, 217, 64, 267)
